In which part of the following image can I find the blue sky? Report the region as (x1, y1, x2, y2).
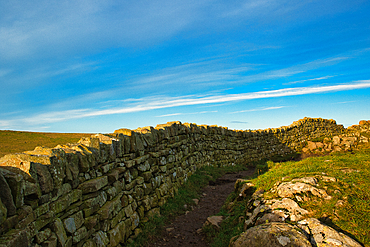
(1, 0, 370, 133)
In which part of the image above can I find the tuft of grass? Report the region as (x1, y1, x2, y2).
(127, 164, 249, 247)
(0, 130, 93, 158)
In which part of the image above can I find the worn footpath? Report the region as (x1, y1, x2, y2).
(152, 169, 255, 247)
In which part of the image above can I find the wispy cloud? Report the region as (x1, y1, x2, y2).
(333, 101, 357, 104)
(156, 111, 218, 117)
(244, 57, 349, 83)
(230, 121, 248, 124)
(231, 106, 285, 114)
(284, 75, 336, 85)
(156, 113, 183, 117)
(4, 80, 370, 129)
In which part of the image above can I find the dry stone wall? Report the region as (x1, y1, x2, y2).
(0, 118, 368, 247)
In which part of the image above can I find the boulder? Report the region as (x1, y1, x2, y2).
(298, 218, 362, 247)
(277, 181, 331, 200)
(231, 222, 311, 247)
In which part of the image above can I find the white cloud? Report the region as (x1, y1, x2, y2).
(285, 75, 336, 85)
(156, 110, 218, 117)
(4, 80, 370, 129)
(232, 106, 285, 114)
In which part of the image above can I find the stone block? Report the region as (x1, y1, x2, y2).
(130, 212, 140, 230)
(0, 200, 7, 225)
(35, 228, 52, 244)
(110, 208, 126, 229)
(0, 172, 17, 216)
(72, 226, 88, 244)
(42, 232, 58, 247)
(93, 231, 109, 247)
(78, 176, 108, 194)
(84, 215, 99, 230)
(97, 193, 123, 220)
(50, 218, 68, 247)
(63, 211, 84, 234)
(33, 211, 55, 231)
(108, 221, 126, 247)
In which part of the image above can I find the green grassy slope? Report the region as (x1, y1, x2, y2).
(0, 130, 93, 158)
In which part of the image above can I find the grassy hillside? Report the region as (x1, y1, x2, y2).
(0, 130, 93, 158)
(205, 147, 370, 247)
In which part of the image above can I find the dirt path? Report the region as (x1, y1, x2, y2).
(152, 168, 255, 247)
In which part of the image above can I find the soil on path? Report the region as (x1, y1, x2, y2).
(152, 167, 255, 247)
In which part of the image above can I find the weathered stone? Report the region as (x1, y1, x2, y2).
(33, 211, 55, 231)
(0, 172, 16, 216)
(205, 216, 224, 228)
(24, 147, 67, 188)
(255, 213, 285, 226)
(0, 169, 25, 208)
(110, 208, 126, 229)
(277, 182, 331, 200)
(108, 221, 126, 246)
(81, 239, 96, 247)
(72, 226, 88, 244)
(291, 177, 318, 186)
(84, 215, 99, 230)
(307, 141, 317, 150)
(267, 198, 309, 222)
(298, 218, 362, 247)
(97, 192, 123, 220)
(63, 211, 84, 234)
(50, 218, 68, 247)
(333, 136, 341, 145)
(33, 202, 50, 218)
(78, 176, 108, 194)
(15, 206, 35, 229)
(130, 212, 140, 230)
(35, 228, 52, 244)
(24, 180, 41, 197)
(52, 183, 72, 201)
(49, 189, 82, 214)
(42, 232, 58, 247)
(0, 199, 7, 225)
(93, 231, 109, 247)
(231, 223, 311, 247)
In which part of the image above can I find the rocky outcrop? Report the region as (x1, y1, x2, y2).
(231, 175, 363, 247)
(0, 118, 368, 246)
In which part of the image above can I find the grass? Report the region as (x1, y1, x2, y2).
(127, 164, 250, 247)
(0, 130, 93, 158)
(203, 147, 370, 247)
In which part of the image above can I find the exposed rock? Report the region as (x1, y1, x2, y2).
(255, 213, 285, 226)
(298, 218, 362, 247)
(266, 198, 309, 222)
(205, 216, 224, 228)
(231, 222, 312, 247)
(291, 177, 318, 186)
(277, 181, 331, 200)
